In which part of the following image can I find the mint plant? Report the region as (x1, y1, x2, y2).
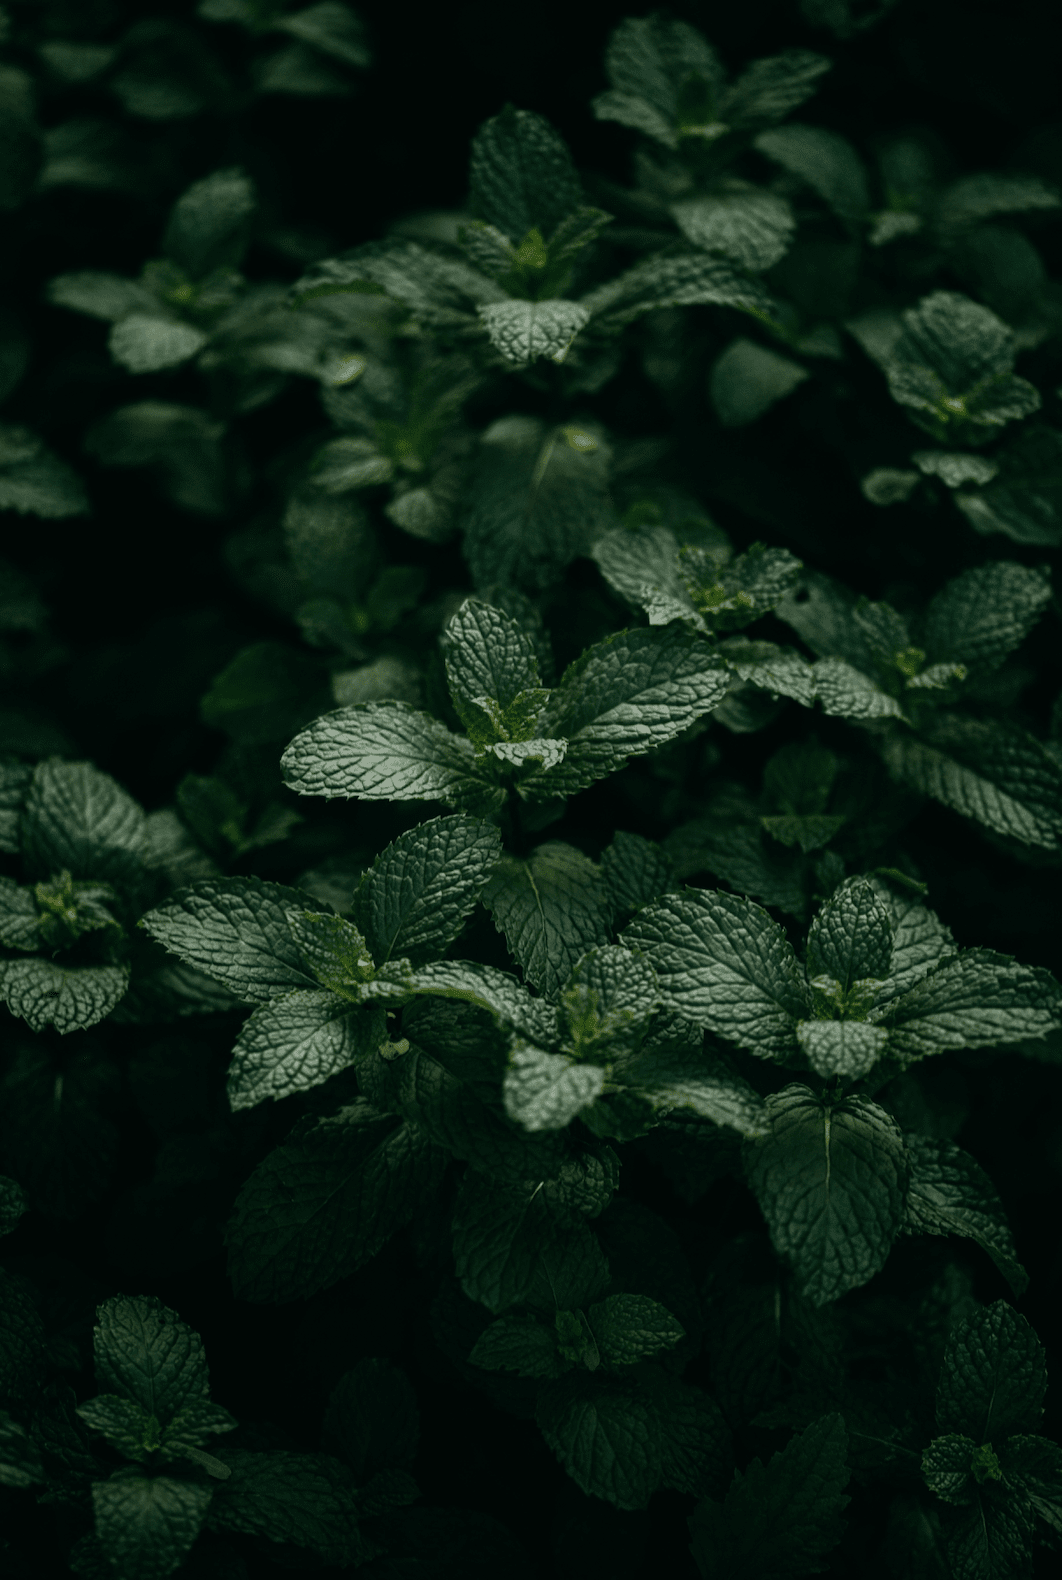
(3, 5, 1062, 1577)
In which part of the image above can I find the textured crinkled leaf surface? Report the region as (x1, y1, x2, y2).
(141, 876, 319, 1003)
(877, 948, 1062, 1059)
(357, 815, 501, 965)
(483, 842, 612, 997)
(536, 1373, 663, 1509)
(0, 958, 130, 1034)
(743, 1086, 908, 1304)
(281, 702, 491, 807)
(479, 299, 589, 365)
(227, 991, 379, 1110)
(936, 1300, 1045, 1440)
(806, 876, 894, 988)
(93, 1474, 212, 1580)
(903, 1135, 1028, 1296)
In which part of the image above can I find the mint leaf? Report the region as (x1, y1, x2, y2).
(592, 15, 724, 149)
(483, 842, 612, 997)
(227, 992, 383, 1110)
(441, 599, 543, 742)
(689, 1413, 850, 1579)
(162, 166, 255, 279)
(999, 1435, 1062, 1534)
(20, 758, 145, 889)
(479, 300, 590, 367)
(537, 1372, 662, 1509)
(281, 701, 497, 809)
(902, 1134, 1028, 1297)
(580, 252, 775, 330)
(936, 1300, 1046, 1440)
(868, 876, 955, 1000)
(539, 625, 728, 797)
(922, 1433, 978, 1505)
(226, 1100, 444, 1302)
(622, 890, 810, 1059)
(615, 1038, 768, 1135)
(356, 814, 501, 965)
(601, 831, 677, 917)
(322, 1357, 419, 1481)
(588, 1295, 684, 1367)
(923, 562, 1051, 676)
(755, 125, 869, 223)
(469, 106, 582, 243)
(813, 656, 904, 719)
(92, 1473, 212, 1580)
(108, 315, 207, 374)
(284, 909, 375, 991)
(451, 1172, 608, 1314)
(796, 1019, 889, 1079)
(806, 876, 894, 989)
(710, 337, 809, 427)
(207, 1448, 372, 1565)
(877, 948, 1062, 1061)
(672, 191, 796, 272)
(936, 1493, 1034, 1580)
(469, 1311, 567, 1379)
(718, 638, 816, 707)
(0, 957, 130, 1034)
(141, 876, 319, 1003)
(90, 1295, 227, 1437)
(743, 1086, 908, 1304)
(503, 1042, 606, 1133)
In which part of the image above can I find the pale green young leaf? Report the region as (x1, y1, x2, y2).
(743, 1086, 908, 1305)
(281, 702, 498, 810)
(537, 1372, 663, 1509)
(922, 562, 1051, 675)
(206, 1448, 371, 1566)
(806, 876, 894, 989)
(622, 889, 810, 1059)
(561, 945, 659, 1055)
(902, 1135, 1028, 1297)
(356, 815, 502, 965)
(539, 625, 729, 797)
(881, 719, 1062, 849)
(93, 1474, 212, 1580)
(755, 124, 870, 222)
(710, 337, 809, 427)
(672, 190, 796, 272)
(479, 299, 590, 366)
(580, 251, 775, 330)
(141, 876, 319, 1003)
(503, 1042, 606, 1133)
(227, 992, 382, 1110)
(462, 414, 614, 592)
(483, 842, 612, 998)
(876, 948, 1062, 1061)
(689, 1414, 850, 1579)
(162, 167, 255, 279)
(20, 758, 145, 888)
(226, 1100, 443, 1302)
(469, 106, 582, 243)
(601, 830, 678, 917)
(469, 1312, 567, 1379)
(936, 1300, 1045, 1440)
(588, 1295, 684, 1368)
(681, 542, 803, 632)
(797, 1020, 889, 1079)
(108, 315, 208, 374)
(0, 958, 130, 1034)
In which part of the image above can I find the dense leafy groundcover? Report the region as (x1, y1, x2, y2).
(3, 0, 1062, 1575)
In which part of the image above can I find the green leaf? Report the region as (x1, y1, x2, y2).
(93, 1473, 212, 1580)
(881, 718, 1062, 849)
(479, 299, 590, 366)
(108, 315, 208, 374)
(710, 337, 809, 427)
(796, 1019, 889, 1079)
(162, 166, 255, 279)
(580, 251, 775, 330)
(902, 1134, 1028, 1297)
(227, 992, 382, 1111)
(0, 1175, 26, 1238)
(592, 14, 724, 149)
(356, 815, 502, 966)
(936, 1300, 1046, 1440)
(200, 641, 328, 745)
(48, 269, 163, 321)
(999, 1435, 1062, 1534)
(673, 190, 796, 272)
(78, 1394, 160, 1460)
(0, 1409, 44, 1488)
(537, 1372, 663, 1509)
(469, 1311, 567, 1378)
(721, 51, 831, 130)
(469, 105, 583, 242)
(284, 909, 375, 991)
(622, 890, 810, 1060)
(141, 875, 319, 1003)
(952, 425, 1062, 547)
(588, 1295, 684, 1367)
(20, 758, 145, 889)
(85, 402, 226, 516)
(281, 701, 498, 810)
(539, 625, 729, 797)
(323, 1357, 419, 1481)
(272, 3, 371, 69)
(868, 876, 955, 1000)
(91, 1295, 222, 1431)
(877, 948, 1062, 1061)
(207, 1448, 372, 1565)
(743, 1086, 908, 1304)
(616, 1036, 768, 1136)
(601, 831, 677, 918)
(922, 1433, 978, 1505)
(937, 1491, 1035, 1580)
(755, 124, 870, 223)
(0, 957, 130, 1034)
(0, 423, 89, 518)
(0, 1267, 47, 1400)
(807, 876, 894, 990)
(718, 638, 816, 706)
(441, 600, 543, 740)
(483, 842, 612, 997)
(451, 1172, 608, 1314)
(225, 1099, 443, 1302)
(814, 656, 904, 719)
(689, 1414, 850, 1579)
(462, 414, 615, 593)
(503, 1041, 607, 1132)
(0, 876, 43, 950)
(922, 562, 1051, 675)
(0, 758, 32, 854)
